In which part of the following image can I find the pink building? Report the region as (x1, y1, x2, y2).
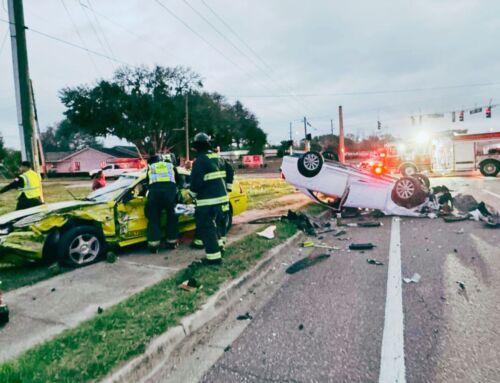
(45, 146, 142, 175)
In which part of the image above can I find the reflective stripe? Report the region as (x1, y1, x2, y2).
(221, 203, 230, 212)
(196, 195, 229, 206)
(166, 239, 178, 244)
(148, 162, 175, 184)
(206, 251, 222, 260)
(203, 171, 226, 181)
(221, 236, 227, 243)
(226, 183, 233, 191)
(148, 241, 160, 247)
(207, 153, 219, 159)
(20, 170, 42, 199)
(189, 191, 198, 198)
(218, 239, 224, 247)
(193, 239, 203, 246)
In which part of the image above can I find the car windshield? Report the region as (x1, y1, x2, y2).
(86, 175, 139, 202)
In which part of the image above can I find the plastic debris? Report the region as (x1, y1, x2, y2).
(341, 208, 361, 218)
(334, 230, 347, 237)
(443, 214, 469, 223)
(257, 225, 277, 239)
(403, 273, 421, 284)
(347, 221, 382, 228)
(301, 241, 339, 250)
(224, 346, 231, 352)
(106, 251, 117, 263)
(453, 194, 479, 212)
(236, 312, 253, 321)
(179, 278, 201, 292)
(366, 259, 384, 266)
(454, 228, 465, 234)
(298, 324, 304, 331)
(349, 243, 375, 250)
(456, 281, 466, 290)
(286, 254, 331, 274)
(51, 287, 56, 292)
(97, 306, 104, 314)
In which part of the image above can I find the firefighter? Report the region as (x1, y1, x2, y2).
(144, 154, 179, 253)
(0, 161, 43, 210)
(190, 133, 234, 265)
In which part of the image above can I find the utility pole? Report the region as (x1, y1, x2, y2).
(330, 119, 334, 137)
(289, 122, 293, 155)
(8, 0, 35, 163)
(185, 94, 190, 162)
(338, 106, 345, 163)
(303, 116, 310, 152)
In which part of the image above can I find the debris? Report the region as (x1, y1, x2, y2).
(284, 210, 316, 235)
(347, 221, 382, 227)
(477, 202, 493, 217)
(106, 251, 117, 263)
(257, 225, 277, 239)
(453, 194, 479, 212)
(427, 213, 438, 219)
(224, 345, 231, 352)
(454, 228, 465, 234)
(48, 263, 62, 275)
(97, 306, 104, 314)
(334, 230, 347, 237)
(341, 207, 361, 218)
(302, 241, 339, 250)
(179, 278, 201, 292)
(298, 324, 304, 331)
(315, 229, 338, 235)
(366, 259, 384, 266)
(456, 281, 466, 290)
(349, 243, 375, 250)
(50, 287, 56, 292)
(443, 214, 469, 223)
(236, 312, 253, 321)
(403, 273, 421, 284)
(484, 215, 500, 228)
(248, 216, 282, 224)
(453, 249, 458, 253)
(286, 254, 331, 274)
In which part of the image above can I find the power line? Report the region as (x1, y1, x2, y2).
(79, 0, 116, 58)
(0, 17, 125, 64)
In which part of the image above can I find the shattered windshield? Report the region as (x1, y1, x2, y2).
(86, 175, 140, 203)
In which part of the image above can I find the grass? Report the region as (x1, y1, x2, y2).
(0, 182, 89, 216)
(238, 178, 296, 210)
(0, 221, 298, 383)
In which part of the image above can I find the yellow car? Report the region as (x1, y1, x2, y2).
(0, 171, 247, 267)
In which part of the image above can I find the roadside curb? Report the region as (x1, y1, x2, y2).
(101, 230, 304, 383)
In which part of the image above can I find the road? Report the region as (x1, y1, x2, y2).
(155, 175, 500, 383)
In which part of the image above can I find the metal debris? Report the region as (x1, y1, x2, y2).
(349, 243, 375, 250)
(403, 273, 421, 284)
(366, 259, 384, 266)
(286, 254, 331, 274)
(236, 312, 253, 321)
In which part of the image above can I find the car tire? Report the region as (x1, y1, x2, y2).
(391, 177, 427, 208)
(400, 163, 418, 177)
(298, 151, 324, 177)
(58, 225, 105, 267)
(413, 173, 430, 188)
(479, 160, 499, 177)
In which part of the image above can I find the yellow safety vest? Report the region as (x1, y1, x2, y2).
(19, 169, 42, 199)
(148, 161, 176, 184)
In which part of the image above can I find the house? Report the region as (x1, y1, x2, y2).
(45, 146, 144, 175)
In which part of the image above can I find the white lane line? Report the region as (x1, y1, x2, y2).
(483, 190, 500, 199)
(379, 217, 406, 383)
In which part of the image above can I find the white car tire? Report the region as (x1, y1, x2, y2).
(298, 151, 324, 178)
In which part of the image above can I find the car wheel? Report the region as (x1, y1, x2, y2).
(400, 163, 418, 177)
(413, 173, 430, 188)
(298, 151, 324, 177)
(58, 226, 105, 267)
(479, 160, 499, 177)
(391, 177, 427, 208)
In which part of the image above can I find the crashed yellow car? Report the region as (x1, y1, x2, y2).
(0, 171, 247, 267)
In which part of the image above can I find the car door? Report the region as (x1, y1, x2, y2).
(116, 182, 148, 246)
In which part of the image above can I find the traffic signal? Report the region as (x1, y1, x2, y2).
(377, 121, 381, 130)
(452, 111, 456, 122)
(305, 133, 312, 141)
(486, 106, 492, 118)
(459, 110, 464, 121)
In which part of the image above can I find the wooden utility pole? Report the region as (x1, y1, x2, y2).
(8, 0, 35, 163)
(330, 119, 334, 137)
(338, 106, 345, 163)
(185, 94, 190, 161)
(303, 116, 310, 152)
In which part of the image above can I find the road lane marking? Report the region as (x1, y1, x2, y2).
(483, 190, 500, 199)
(379, 217, 406, 383)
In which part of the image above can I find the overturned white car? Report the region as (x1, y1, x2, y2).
(281, 152, 431, 216)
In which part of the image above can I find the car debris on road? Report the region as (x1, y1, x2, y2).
(257, 225, 277, 239)
(0, 282, 9, 325)
(349, 243, 376, 250)
(403, 273, 422, 284)
(286, 254, 331, 274)
(366, 259, 384, 266)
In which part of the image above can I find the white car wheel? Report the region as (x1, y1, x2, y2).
(298, 151, 324, 177)
(395, 178, 415, 199)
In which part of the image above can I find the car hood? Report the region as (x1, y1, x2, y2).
(0, 200, 96, 226)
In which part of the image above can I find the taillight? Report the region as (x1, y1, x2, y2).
(280, 171, 286, 180)
(374, 166, 383, 175)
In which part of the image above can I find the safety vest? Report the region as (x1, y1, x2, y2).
(19, 169, 42, 199)
(148, 161, 176, 184)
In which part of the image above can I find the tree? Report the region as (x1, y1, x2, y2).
(61, 65, 203, 155)
(40, 120, 103, 152)
(0, 134, 21, 177)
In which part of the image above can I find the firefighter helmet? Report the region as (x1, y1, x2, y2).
(192, 132, 211, 150)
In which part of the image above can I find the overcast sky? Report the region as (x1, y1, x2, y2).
(1, 0, 500, 150)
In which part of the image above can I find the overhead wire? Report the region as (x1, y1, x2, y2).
(81, 0, 115, 57)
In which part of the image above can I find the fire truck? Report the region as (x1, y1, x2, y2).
(431, 131, 500, 177)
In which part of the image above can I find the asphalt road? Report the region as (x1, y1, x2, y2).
(190, 176, 500, 383)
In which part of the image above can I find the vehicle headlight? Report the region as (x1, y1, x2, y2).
(13, 213, 47, 228)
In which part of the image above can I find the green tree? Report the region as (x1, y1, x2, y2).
(41, 120, 102, 152)
(60, 65, 202, 155)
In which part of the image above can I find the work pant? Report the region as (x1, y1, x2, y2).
(16, 194, 42, 211)
(195, 204, 225, 261)
(193, 203, 230, 250)
(145, 183, 178, 247)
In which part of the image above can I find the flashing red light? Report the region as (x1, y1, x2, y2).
(486, 106, 492, 118)
(379, 152, 386, 158)
(374, 166, 383, 175)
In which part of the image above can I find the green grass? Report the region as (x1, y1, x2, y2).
(0, 182, 89, 216)
(0, 221, 298, 383)
(238, 178, 296, 210)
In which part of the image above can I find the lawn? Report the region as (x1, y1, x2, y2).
(238, 178, 296, 210)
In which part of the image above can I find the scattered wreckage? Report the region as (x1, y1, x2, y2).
(0, 172, 248, 268)
(281, 151, 500, 225)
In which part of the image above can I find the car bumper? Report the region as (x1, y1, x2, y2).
(0, 230, 46, 262)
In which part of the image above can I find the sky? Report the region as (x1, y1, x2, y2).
(1, 0, 500, 150)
